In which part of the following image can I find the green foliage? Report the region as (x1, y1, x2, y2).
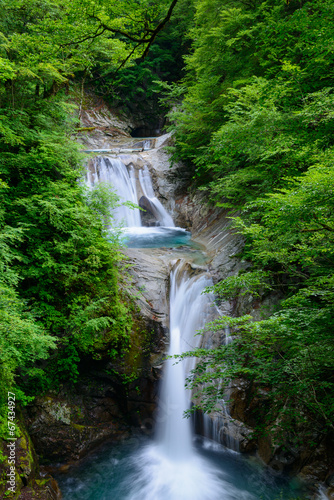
(180, 163, 334, 439)
(167, 0, 334, 200)
(205, 270, 272, 300)
(166, 0, 334, 446)
(0, 285, 56, 413)
(234, 165, 334, 279)
(1, 141, 133, 390)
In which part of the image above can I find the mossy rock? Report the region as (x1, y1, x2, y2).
(0, 415, 61, 499)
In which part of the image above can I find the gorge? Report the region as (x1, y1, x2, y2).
(1, 98, 332, 499)
(1, 1, 334, 497)
(56, 126, 308, 499)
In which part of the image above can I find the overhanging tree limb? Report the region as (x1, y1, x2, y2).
(142, 0, 179, 57)
(87, 16, 152, 43)
(87, 0, 179, 56)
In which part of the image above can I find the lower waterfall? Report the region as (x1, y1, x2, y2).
(57, 262, 306, 500)
(157, 262, 213, 460)
(121, 261, 249, 500)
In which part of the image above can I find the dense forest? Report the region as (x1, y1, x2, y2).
(171, 0, 334, 447)
(0, 0, 334, 493)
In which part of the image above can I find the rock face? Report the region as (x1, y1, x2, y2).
(25, 392, 128, 464)
(24, 303, 167, 465)
(0, 418, 62, 499)
(124, 248, 169, 335)
(75, 92, 133, 151)
(24, 350, 163, 465)
(74, 91, 164, 152)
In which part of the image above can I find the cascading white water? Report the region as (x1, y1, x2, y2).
(143, 139, 152, 150)
(86, 157, 142, 227)
(202, 325, 240, 452)
(87, 157, 176, 230)
(156, 263, 214, 460)
(122, 261, 254, 500)
(139, 165, 175, 227)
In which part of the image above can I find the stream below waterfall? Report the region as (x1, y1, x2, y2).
(57, 151, 308, 499)
(57, 436, 305, 500)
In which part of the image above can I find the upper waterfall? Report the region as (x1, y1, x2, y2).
(86, 156, 142, 227)
(86, 156, 175, 229)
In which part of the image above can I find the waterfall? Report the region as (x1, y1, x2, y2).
(86, 157, 142, 227)
(121, 261, 249, 500)
(86, 158, 175, 228)
(139, 165, 175, 227)
(157, 262, 214, 460)
(221, 325, 239, 451)
(58, 258, 301, 500)
(87, 156, 239, 453)
(202, 325, 240, 452)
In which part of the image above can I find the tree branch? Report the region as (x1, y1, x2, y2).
(88, 15, 152, 43)
(142, 0, 179, 57)
(116, 42, 142, 72)
(60, 26, 107, 48)
(88, 0, 179, 56)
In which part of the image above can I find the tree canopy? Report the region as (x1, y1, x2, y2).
(167, 0, 334, 444)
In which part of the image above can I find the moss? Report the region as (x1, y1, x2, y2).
(35, 478, 49, 487)
(122, 320, 148, 371)
(70, 423, 86, 432)
(75, 126, 96, 132)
